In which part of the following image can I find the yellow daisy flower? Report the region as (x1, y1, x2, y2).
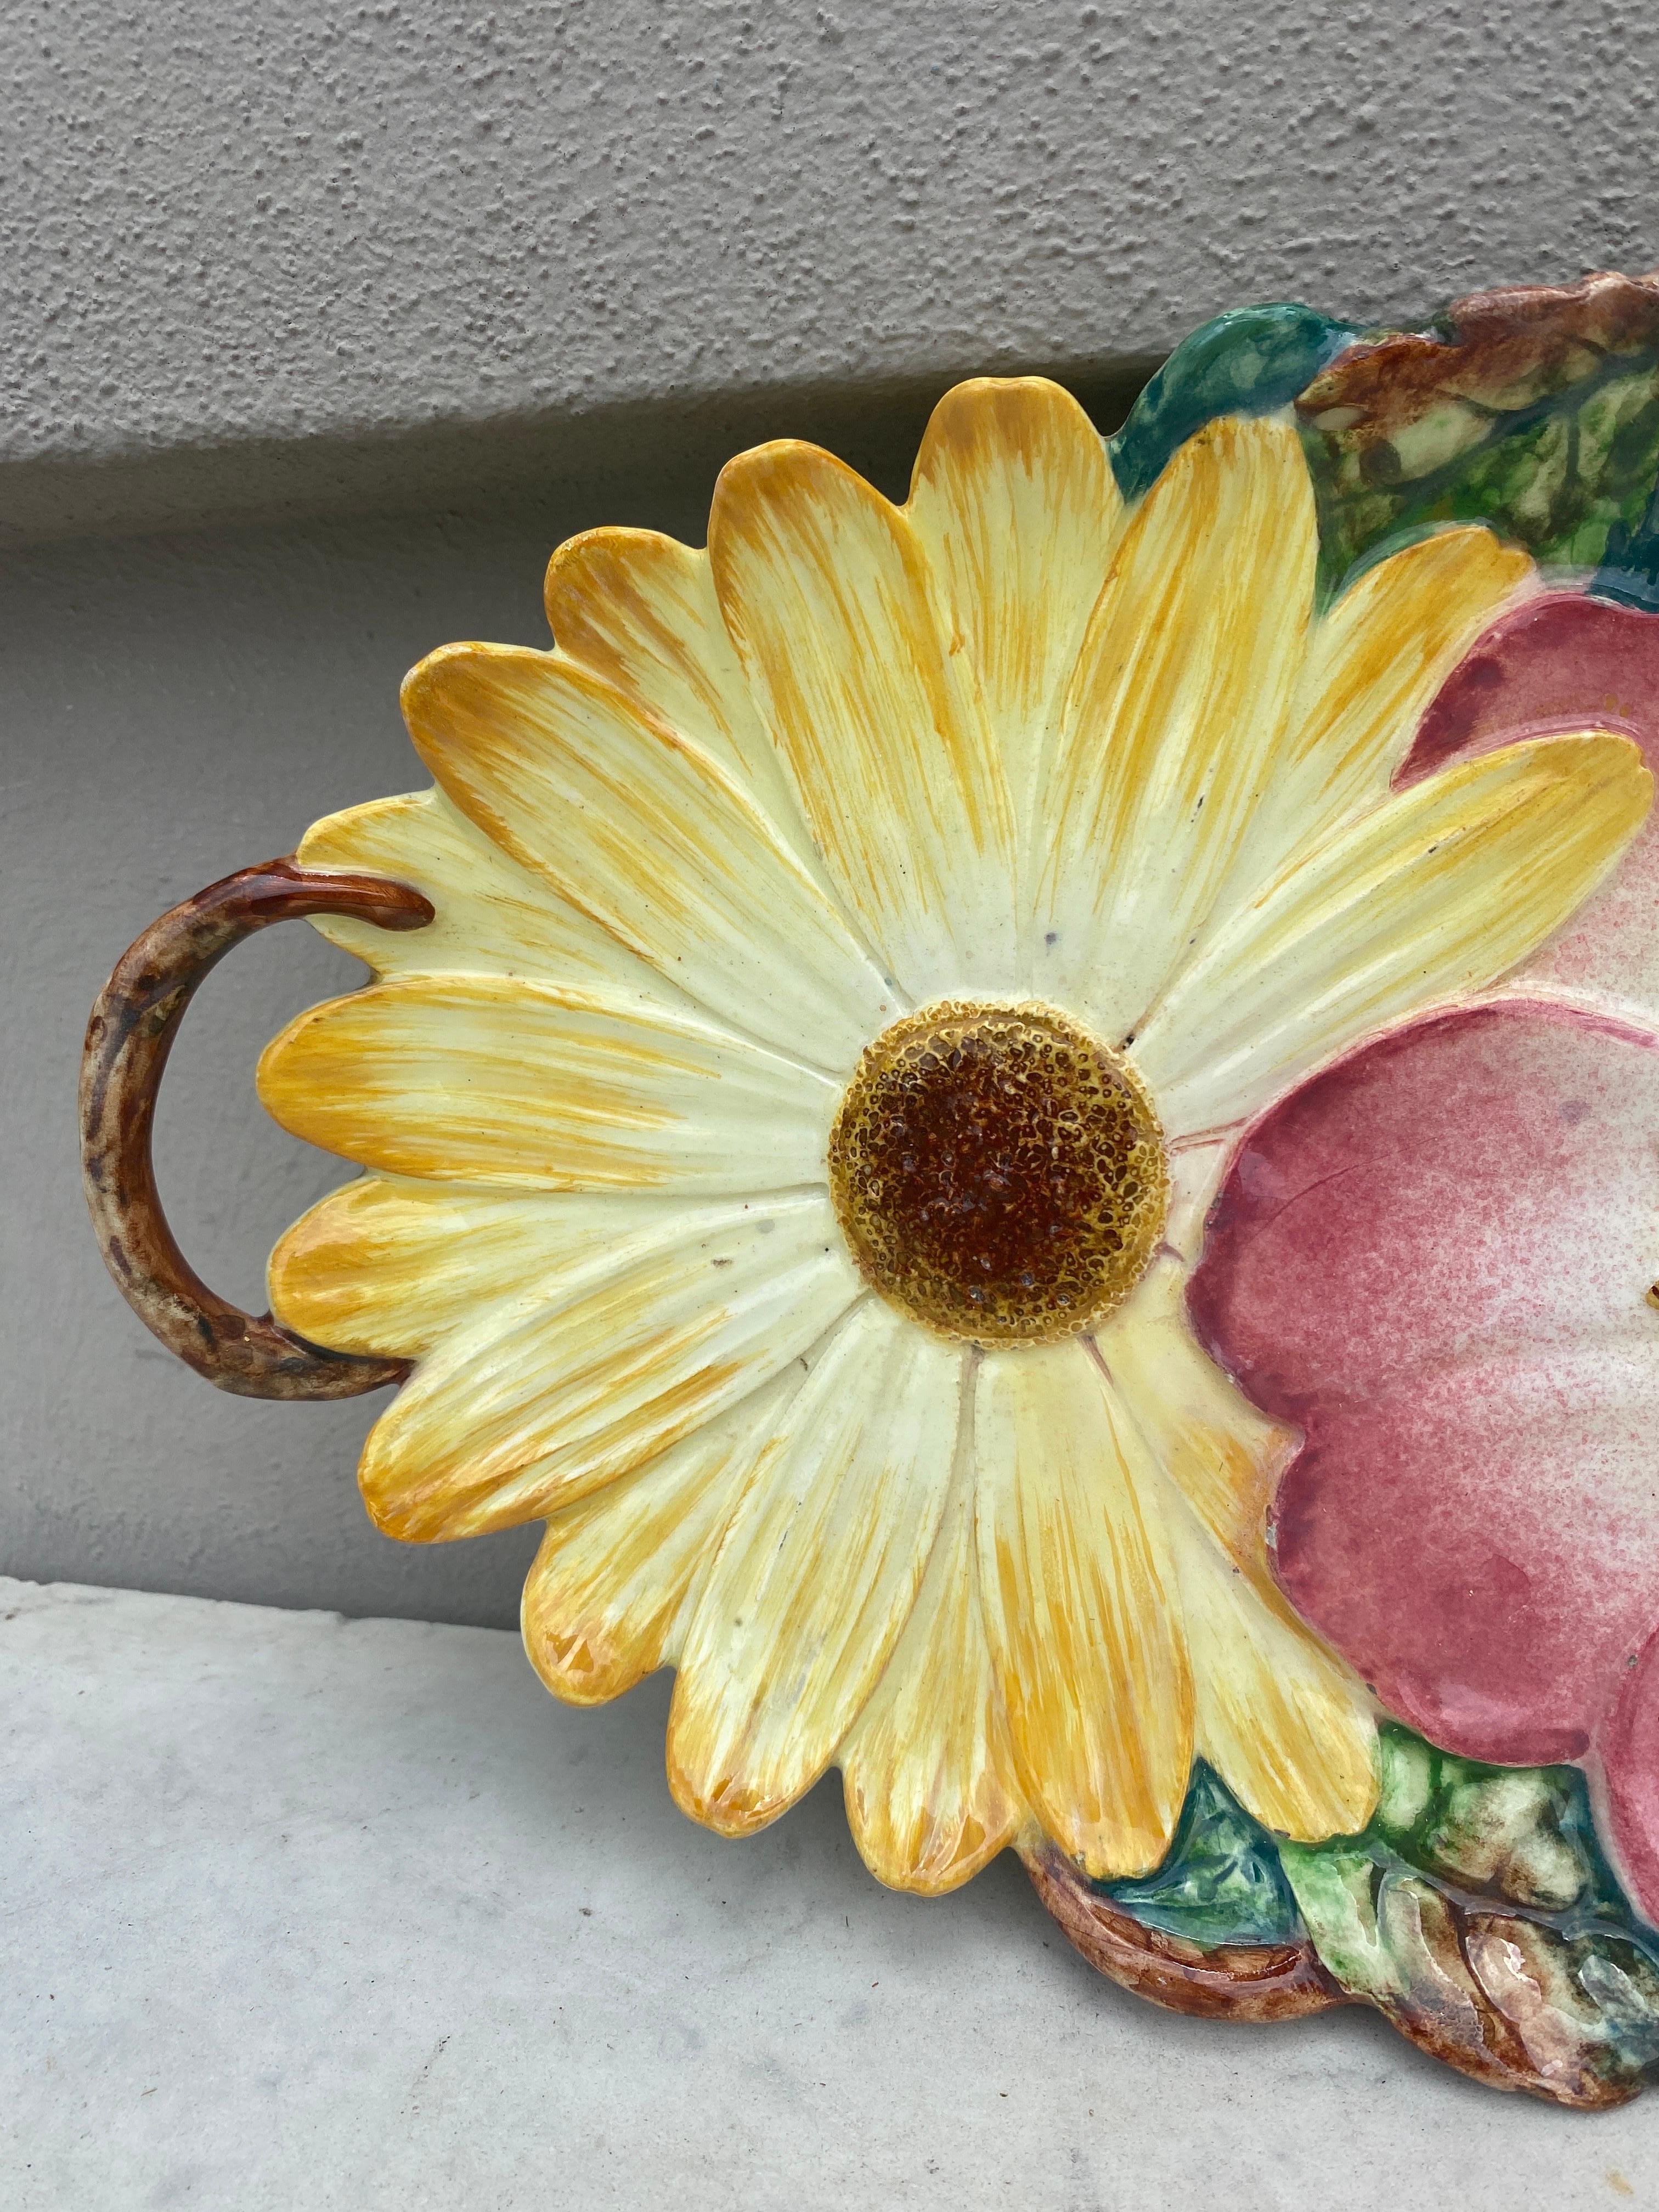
(259, 379, 1647, 1895)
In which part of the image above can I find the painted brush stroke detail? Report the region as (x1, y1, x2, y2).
(80, 270, 1659, 2107)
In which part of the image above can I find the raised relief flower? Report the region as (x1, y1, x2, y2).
(1190, 589, 1659, 1924)
(257, 381, 1649, 1893)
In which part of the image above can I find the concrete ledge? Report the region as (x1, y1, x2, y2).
(7, 1576, 1657, 2207)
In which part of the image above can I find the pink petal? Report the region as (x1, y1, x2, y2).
(1404, 590, 1659, 1022)
(1272, 1355, 1659, 1768)
(1189, 999, 1659, 1405)
(1189, 998, 1659, 1770)
(1603, 1621, 1659, 1926)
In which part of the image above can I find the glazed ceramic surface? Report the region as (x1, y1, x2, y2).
(82, 272, 1659, 2107)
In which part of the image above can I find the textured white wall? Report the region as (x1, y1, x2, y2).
(8, 0, 1658, 539)
(6, 0, 1657, 1621)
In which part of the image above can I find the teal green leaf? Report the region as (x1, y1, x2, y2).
(1094, 1762, 1299, 1948)
(1595, 481, 1659, 612)
(1063, 1722, 1659, 2104)
(1109, 303, 1355, 501)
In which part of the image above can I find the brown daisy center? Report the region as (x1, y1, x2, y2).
(827, 1000, 1169, 1345)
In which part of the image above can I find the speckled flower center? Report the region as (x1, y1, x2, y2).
(827, 1000, 1170, 1345)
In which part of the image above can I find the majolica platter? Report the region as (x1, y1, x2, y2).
(82, 270, 1659, 2107)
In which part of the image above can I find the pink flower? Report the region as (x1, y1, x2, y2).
(1189, 589, 1659, 1923)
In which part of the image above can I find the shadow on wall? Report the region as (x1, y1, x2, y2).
(0, 353, 1165, 554)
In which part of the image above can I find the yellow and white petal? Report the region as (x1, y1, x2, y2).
(1164, 1140, 1234, 1266)
(973, 1339, 1192, 1878)
(296, 788, 685, 1000)
(1030, 413, 1318, 1041)
(668, 1297, 964, 1836)
(543, 527, 816, 850)
(709, 439, 1019, 1000)
(521, 1373, 798, 1707)
(907, 377, 1125, 851)
(1167, 1519, 1378, 1839)
(258, 975, 837, 1195)
(1136, 731, 1652, 1136)
(1097, 1270, 1376, 1837)
(402, 643, 894, 1073)
(1094, 1256, 1295, 1571)
(356, 1192, 860, 1542)
(1214, 527, 1534, 910)
(268, 1176, 670, 1358)
(840, 1475, 1023, 1895)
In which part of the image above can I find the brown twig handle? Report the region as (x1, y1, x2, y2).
(81, 856, 435, 1399)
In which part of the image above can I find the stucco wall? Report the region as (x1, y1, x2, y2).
(10, 0, 1657, 543)
(6, 0, 1657, 1623)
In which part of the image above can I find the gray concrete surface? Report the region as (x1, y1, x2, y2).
(8, 0, 1658, 543)
(8, 1573, 1658, 2209)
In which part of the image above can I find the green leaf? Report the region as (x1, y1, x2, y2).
(1295, 274, 1659, 597)
(1279, 1725, 1659, 2107)
(1108, 277, 1659, 602)
(1042, 1720, 1659, 2104)
(1094, 1762, 1299, 1948)
(1595, 481, 1659, 612)
(1109, 303, 1355, 501)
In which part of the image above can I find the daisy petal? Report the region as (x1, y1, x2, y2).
(840, 1478, 1023, 1895)
(1216, 527, 1533, 908)
(1032, 414, 1316, 1040)
(709, 439, 1019, 998)
(269, 1177, 669, 1357)
(296, 788, 682, 998)
(1096, 1268, 1378, 1838)
(907, 377, 1124, 853)
(543, 527, 812, 845)
(1136, 732, 1651, 1137)
(357, 1193, 860, 1542)
(1167, 1525, 1378, 1841)
(259, 975, 837, 1195)
(1096, 1257, 1295, 1572)
(402, 643, 893, 1073)
(974, 1340, 1192, 1878)
(520, 1375, 796, 1707)
(1164, 1141, 1234, 1265)
(668, 1299, 963, 1837)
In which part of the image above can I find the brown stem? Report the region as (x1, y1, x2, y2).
(1021, 1838, 1350, 2022)
(81, 856, 435, 1400)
